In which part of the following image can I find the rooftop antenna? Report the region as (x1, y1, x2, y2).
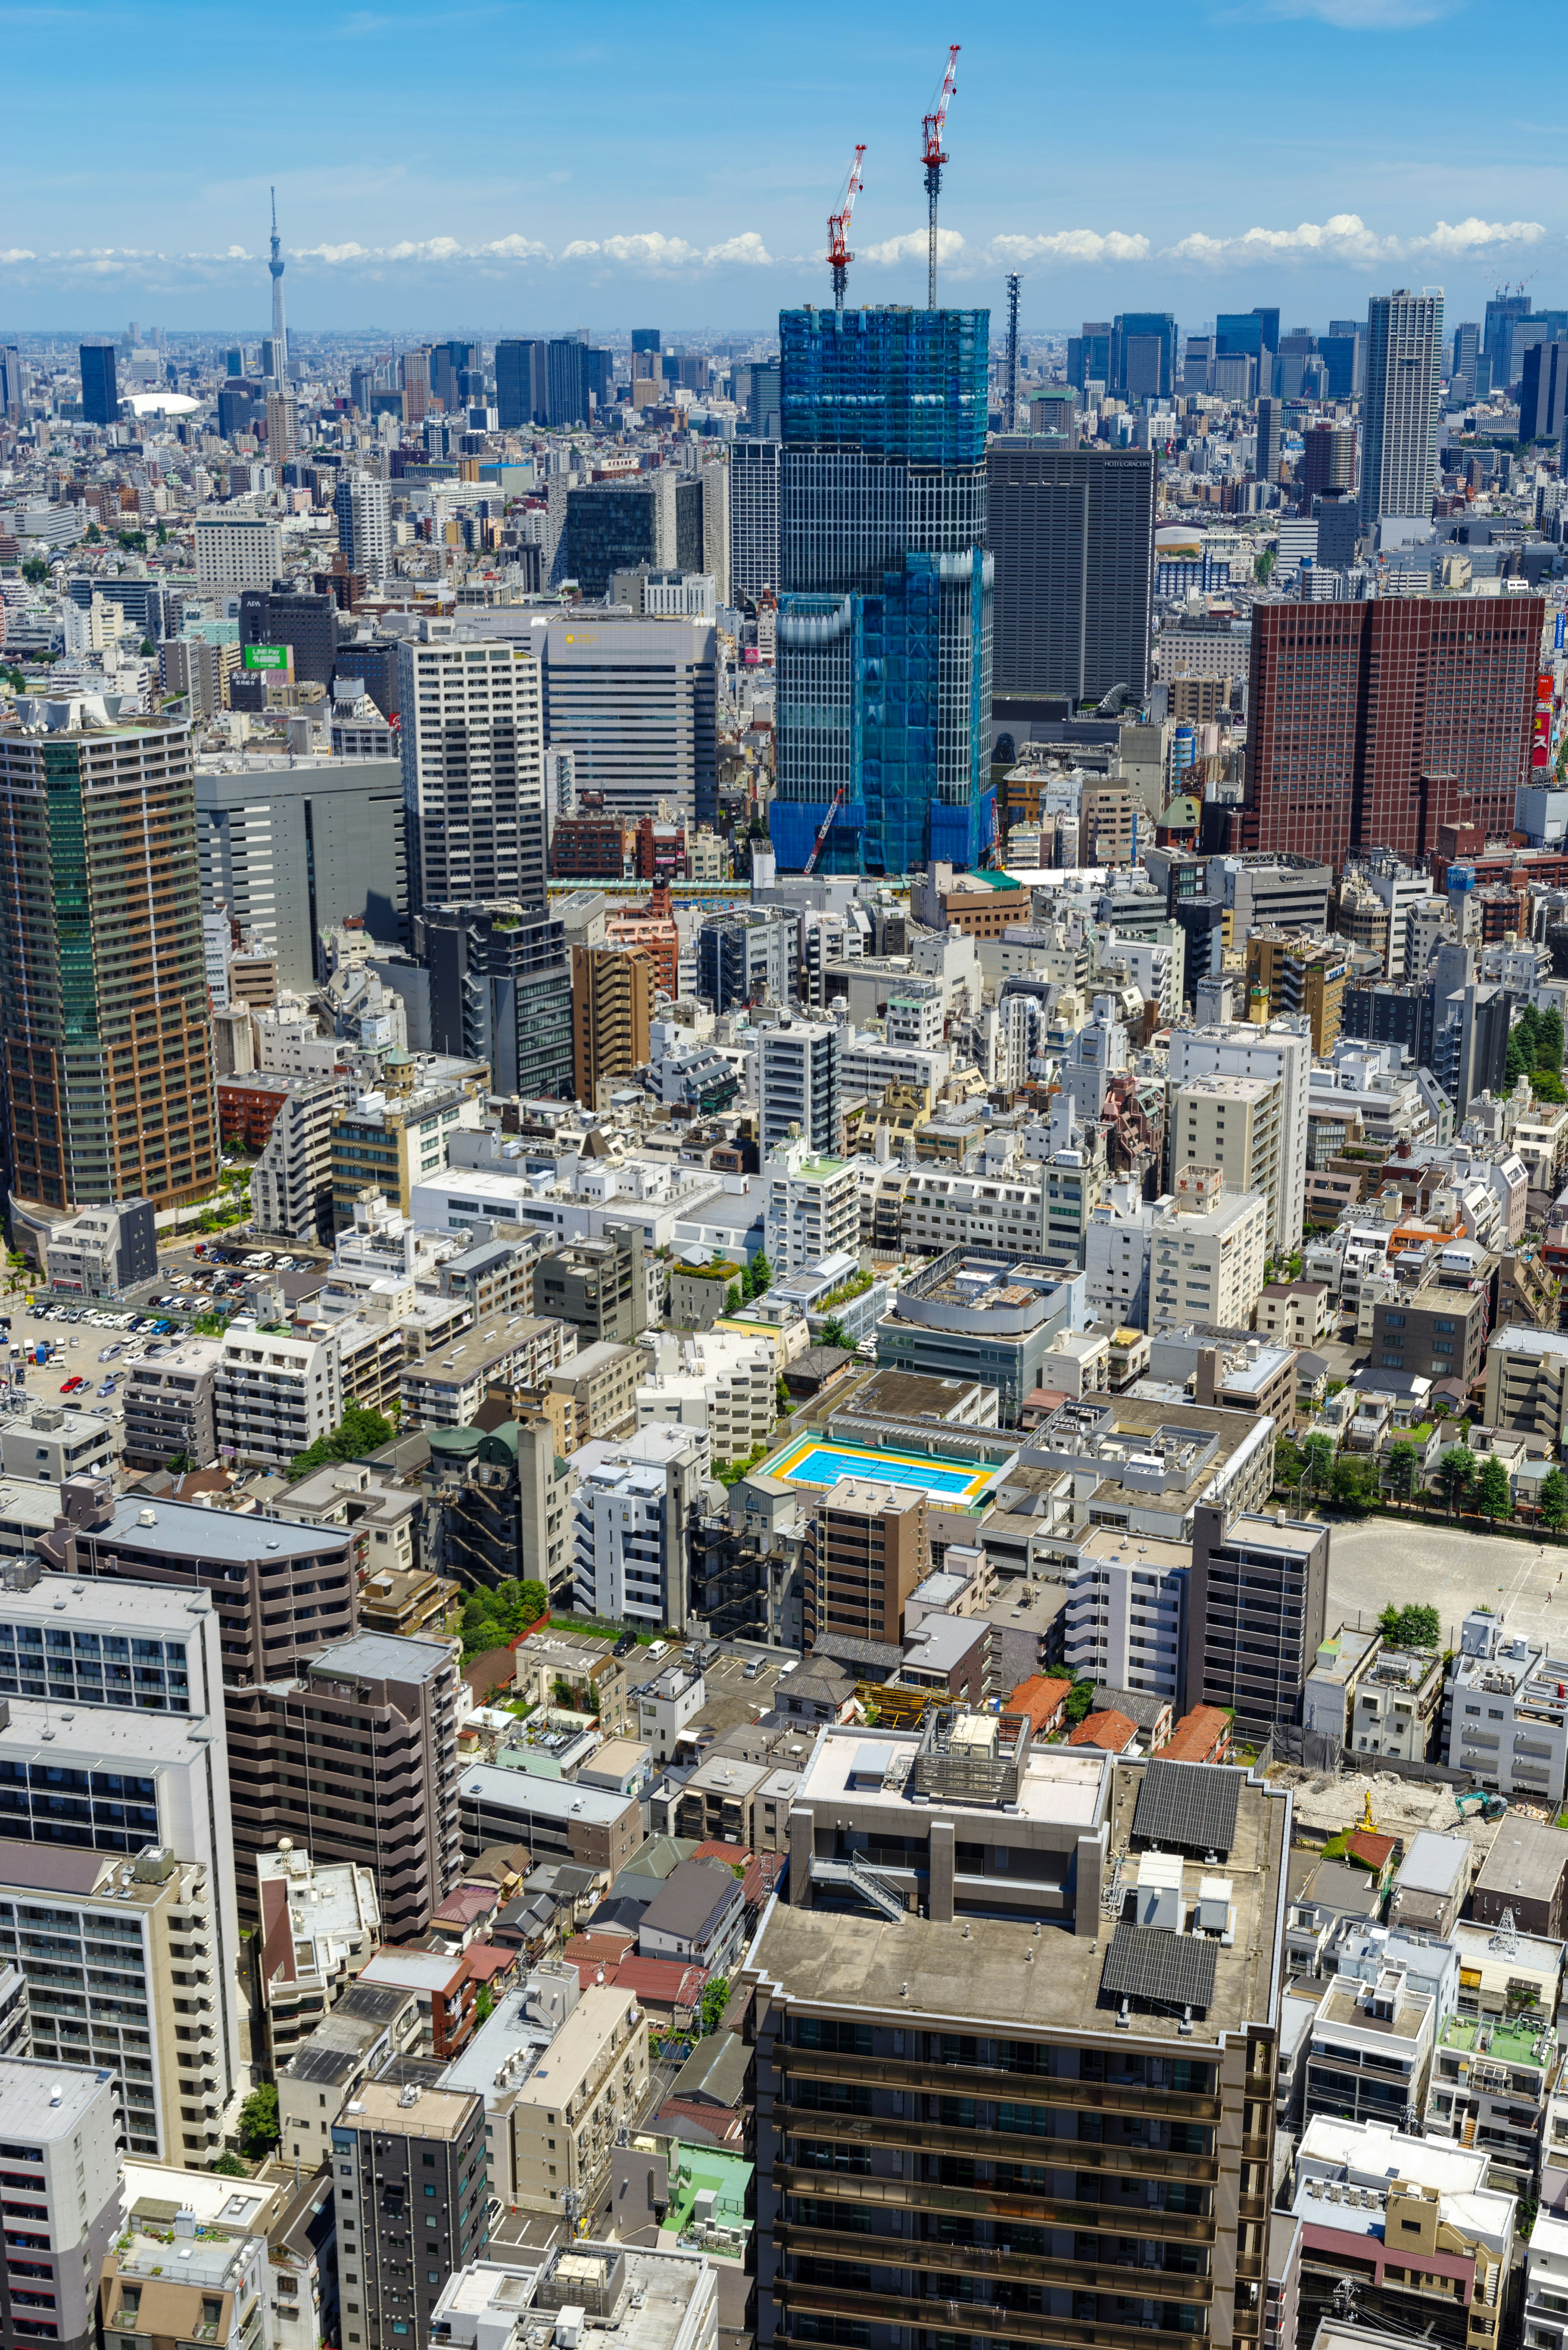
(921, 43, 960, 310)
(827, 145, 867, 317)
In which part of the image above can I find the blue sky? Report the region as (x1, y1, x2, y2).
(2, 0, 1562, 337)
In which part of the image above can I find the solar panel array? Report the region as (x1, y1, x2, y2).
(1101, 1922, 1218, 2014)
(1131, 1760, 1240, 1857)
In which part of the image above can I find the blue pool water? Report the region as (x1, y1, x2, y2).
(782, 1445, 980, 1495)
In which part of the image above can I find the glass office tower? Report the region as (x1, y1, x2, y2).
(771, 305, 993, 876)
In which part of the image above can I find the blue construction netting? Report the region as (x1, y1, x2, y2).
(779, 306, 990, 464)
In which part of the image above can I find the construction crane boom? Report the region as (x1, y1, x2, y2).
(802, 784, 847, 875)
(921, 42, 960, 309)
(827, 144, 866, 315)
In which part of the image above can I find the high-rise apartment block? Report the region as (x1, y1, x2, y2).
(730, 437, 781, 604)
(757, 1015, 843, 1154)
(1185, 1500, 1330, 1734)
(334, 474, 393, 583)
(987, 443, 1154, 714)
(1360, 290, 1443, 529)
(1242, 597, 1544, 866)
(333, 2077, 489, 2350)
(747, 1736, 1288, 2350)
(1300, 423, 1356, 507)
(771, 305, 993, 875)
(0, 711, 218, 1213)
(0, 2055, 125, 2350)
(194, 512, 285, 593)
(397, 625, 546, 914)
(79, 342, 118, 426)
(535, 613, 718, 828)
(494, 338, 546, 429)
(571, 943, 654, 1108)
(804, 1476, 928, 1651)
(422, 901, 574, 1101)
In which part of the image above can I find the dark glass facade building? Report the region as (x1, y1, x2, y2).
(771, 305, 993, 877)
(79, 342, 118, 426)
(420, 902, 573, 1101)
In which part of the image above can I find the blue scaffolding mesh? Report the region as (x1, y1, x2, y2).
(780, 307, 990, 464)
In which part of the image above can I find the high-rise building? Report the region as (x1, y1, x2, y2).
(1360, 290, 1443, 530)
(1484, 292, 1532, 389)
(746, 1736, 1290, 2350)
(564, 471, 704, 595)
(239, 582, 339, 684)
(397, 624, 545, 913)
(533, 613, 717, 827)
(571, 943, 653, 1107)
(1254, 395, 1283, 486)
(1241, 596, 1544, 867)
(197, 749, 408, 987)
(987, 442, 1153, 711)
(1450, 319, 1481, 400)
(757, 1016, 842, 1155)
(79, 341, 118, 426)
(334, 475, 392, 584)
(697, 907, 793, 1012)
(1319, 329, 1362, 400)
(1165, 1017, 1313, 1255)
(1521, 337, 1568, 443)
(265, 387, 298, 464)
(1067, 320, 1112, 389)
(431, 338, 474, 413)
(400, 346, 432, 424)
(0, 2056, 125, 2350)
(631, 327, 662, 355)
(803, 1476, 928, 1651)
(1300, 423, 1355, 505)
(730, 437, 781, 604)
(1113, 309, 1177, 399)
(422, 902, 573, 1101)
(494, 338, 546, 430)
(546, 337, 593, 427)
(771, 305, 992, 876)
(0, 711, 218, 1214)
(333, 2076, 489, 2350)
(1185, 1499, 1330, 1732)
(194, 511, 284, 592)
(267, 188, 288, 379)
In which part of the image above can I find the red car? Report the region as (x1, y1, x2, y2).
(59, 1376, 84, 1394)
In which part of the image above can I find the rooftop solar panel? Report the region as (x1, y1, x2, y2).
(1131, 1759, 1240, 1857)
(1101, 1922, 1218, 2013)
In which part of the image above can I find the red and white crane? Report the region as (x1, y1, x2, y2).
(921, 43, 960, 309)
(827, 144, 866, 315)
(802, 784, 846, 875)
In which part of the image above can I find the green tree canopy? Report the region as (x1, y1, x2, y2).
(1064, 1678, 1098, 1726)
(1541, 1467, 1568, 1532)
(287, 1400, 395, 1481)
(1538, 1006, 1566, 1073)
(1534, 1071, 1568, 1104)
(1474, 1453, 1513, 1523)
(700, 1976, 731, 2036)
(743, 1251, 772, 1301)
(1507, 1028, 1531, 1086)
(1330, 1454, 1377, 1514)
(1379, 1602, 1441, 1649)
(1435, 1445, 1477, 1514)
(818, 1316, 855, 1353)
(237, 2083, 279, 2158)
(1384, 1441, 1424, 1503)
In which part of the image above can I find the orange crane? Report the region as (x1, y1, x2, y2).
(922, 42, 960, 309)
(802, 784, 846, 875)
(827, 145, 866, 315)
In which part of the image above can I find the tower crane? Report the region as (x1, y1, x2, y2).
(921, 43, 960, 309)
(827, 145, 867, 315)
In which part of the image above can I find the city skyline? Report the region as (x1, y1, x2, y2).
(2, 0, 1562, 329)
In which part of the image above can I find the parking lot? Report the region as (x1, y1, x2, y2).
(1328, 1518, 1568, 1653)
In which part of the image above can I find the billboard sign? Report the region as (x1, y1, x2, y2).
(241, 643, 290, 672)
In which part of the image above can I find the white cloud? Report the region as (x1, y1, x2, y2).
(1163, 212, 1544, 265)
(0, 248, 36, 263)
(860, 227, 966, 266)
(703, 230, 774, 268)
(987, 229, 1151, 265)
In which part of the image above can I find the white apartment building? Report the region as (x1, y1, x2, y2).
(637, 1329, 776, 1459)
(837, 1029, 950, 1103)
(757, 1016, 842, 1154)
(1165, 1017, 1312, 1252)
(1168, 1072, 1284, 1225)
(764, 1136, 860, 1275)
(885, 993, 946, 1052)
(397, 623, 546, 913)
(0, 2058, 124, 2349)
(251, 1078, 343, 1242)
(1149, 1166, 1268, 1335)
(902, 1167, 1045, 1257)
(1100, 926, 1185, 1027)
(194, 511, 284, 593)
(1085, 1182, 1164, 1330)
(215, 1315, 343, 1472)
(1447, 1610, 1568, 1807)
(572, 1449, 685, 1627)
(1061, 1525, 1190, 1702)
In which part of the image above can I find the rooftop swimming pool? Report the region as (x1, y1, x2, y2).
(769, 1440, 991, 1500)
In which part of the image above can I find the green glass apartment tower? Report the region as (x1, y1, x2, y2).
(0, 713, 218, 1212)
(771, 305, 993, 876)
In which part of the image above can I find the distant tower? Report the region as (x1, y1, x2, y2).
(268, 187, 287, 380)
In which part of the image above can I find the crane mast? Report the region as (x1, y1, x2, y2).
(921, 43, 960, 309)
(827, 145, 866, 315)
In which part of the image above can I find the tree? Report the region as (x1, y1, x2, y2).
(1517, 1003, 1542, 1064)
(84, 520, 102, 543)
(1534, 1071, 1568, 1104)
(1330, 1454, 1376, 1514)
(1435, 1445, 1477, 1517)
(286, 1399, 395, 1480)
(700, 1976, 730, 2036)
(1064, 1678, 1098, 1726)
(139, 637, 154, 658)
(1538, 1006, 1566, 1074)
(1541, 1467, 1568, 1532)
(1475, 1453, 1513, 1523)
(818, 1316, 855, 1353)
(1378, 1602, 1441, 1648)
(1507, 1028, 1531, 1086)
(1384, 1441, 1423, 1505)
(21, 558, 47, 586)
(1303, 1432, 1336, 1494)
(237, 2083, 279, 2158)
(1274, 1433, 1305, 1490)
(744, 1251, 772, 1302)
(212, 2151, 249, 2177)
(725, 1284, 742, 1316)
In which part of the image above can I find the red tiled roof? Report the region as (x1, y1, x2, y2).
(561, 1929, 636, 1969)
(432, 1882, 500, 1927)
(1069, 1709, 1138, 1752)
(461, 1943, 519, 1984)
(1155, 1706, 1233, 1764)
(1009, 1674, 1074, 1735)
(586, 1956, 708, 2015)
(656, 2098, 745, 2147)
(1345, 1828, 1399, 1872)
